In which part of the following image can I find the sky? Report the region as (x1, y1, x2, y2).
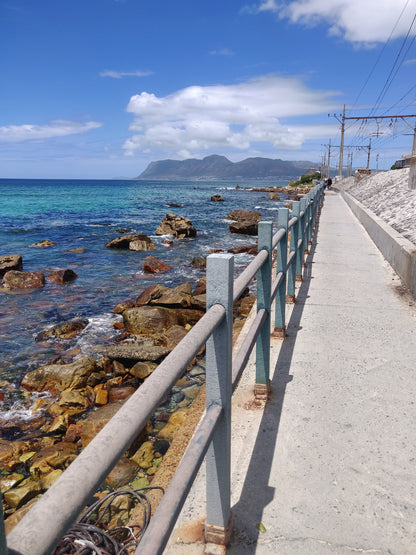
(1, 0, 416, 179)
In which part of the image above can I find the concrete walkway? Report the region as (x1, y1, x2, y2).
(167, 190, 416, 554)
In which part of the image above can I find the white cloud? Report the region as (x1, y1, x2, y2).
(248, 0, 416, 44)
(0, 120, 102, 143)
(100, 70, 153, 78)
(123, 75, 339, 157)
(210, 48, 234, 56)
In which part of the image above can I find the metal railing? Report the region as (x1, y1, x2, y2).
(4, 182, 325, 555)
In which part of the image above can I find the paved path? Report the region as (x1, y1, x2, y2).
(168, 190, 416, 554)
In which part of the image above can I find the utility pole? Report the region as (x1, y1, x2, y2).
(327, 139, 332, 178)
(366, 138, 372, 169)
(339, 105, 345, 178)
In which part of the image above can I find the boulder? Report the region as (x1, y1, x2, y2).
(46, 269, 78, 283)
(105, 457, 138, 489)
(0, 255, 23, 278)
(123, 306, 204, 335)
(211, 194, 224, 202)
(227, 209, 261, 236)
(269, 192, 280, 200)
(21, 356, 100, 392)
(113, 300, 135, 313)
(80, 401, 147, 448)
(29, 441, 77, 478)
(1, 270, 45, 291)
(135, 284, 171, 306)
(227, 209, 261, 222)
(48, 389, 90, 417)
(228, 244, 257, 255)
(105, 234, 156, 251)
(131, 441, 154, 469)
(155, 325, 188, 351)
(142, 257, 172, 274)
(102, 343, 170, 364)
(129, 361, 157, 379)
(3, 480, 41, 509)
(155, 213, 196, 238)
(36, 319, 88, 341)
(157, 408, 189, 441)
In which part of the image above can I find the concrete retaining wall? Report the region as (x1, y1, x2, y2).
(341, 190, 416, 299)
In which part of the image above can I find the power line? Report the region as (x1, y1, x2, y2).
(352, 0, 412, 108)
(369, 10, 416, 116)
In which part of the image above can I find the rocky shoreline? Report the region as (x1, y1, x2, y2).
(0, 207, 261, 540)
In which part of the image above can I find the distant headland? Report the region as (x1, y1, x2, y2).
(135, 154, 317, 181)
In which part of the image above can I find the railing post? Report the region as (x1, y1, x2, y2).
(287, 201, 299, 303)
(205, 254, 233, 546)
(308, 189, 315, 248)
(255, 221, 272, 399)
(1, 493, 7, 555)
(295, 200, 303, 281)
(300, 197, 307, 261)
(273, 208, 288, 338)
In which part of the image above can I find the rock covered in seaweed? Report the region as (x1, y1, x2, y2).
(1, 270, 45, 291)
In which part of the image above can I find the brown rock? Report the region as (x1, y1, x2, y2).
(113, 300, 135, 313)
(65, 424, 82, 443)
(3, 480, 41, 509)
(29, 441, 77, 478)
(193, 276, 206, 296)
(123, 306, 203, 335)
(35, 318, 88, 341)
(155, 213, 196, 238)
(157, 408, 189, 441)
(131, 441, 154, 469)
(48, 389, 90, 417)
(105, 456, 138, 488)
(156, 325, 188, 351)
(30, 240, 55, 248)
(1, 270, 45, 290)
(4, 498, 38, 534)
(269, 192, 280, 200)
(108, 386, 136, 403)
(227, 209, 261, 222)
(46, 269, 78, 283)
(142, 257, 172, 274)
(211, 194, 224, 202)
(228, 244, 257, 255)
(229, 221, 259, 235)
(21, 356, 99, 392)
(80, 401, 126, 448)
(135, 284, 171, 306)
(129, 361, 157, 379)
(105, 233, 156, 250)
(0, 254, 23, 277)
(93, 385, 108, 406)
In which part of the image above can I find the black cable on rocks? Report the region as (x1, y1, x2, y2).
(54, 486, 164, 555)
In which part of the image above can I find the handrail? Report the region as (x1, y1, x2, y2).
(5, 181, 326, 555)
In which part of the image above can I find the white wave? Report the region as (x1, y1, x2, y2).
(76, 313, 122, 354)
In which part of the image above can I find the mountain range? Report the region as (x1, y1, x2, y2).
(135, 154, 317, 181)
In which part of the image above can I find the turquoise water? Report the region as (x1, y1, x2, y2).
(0, 178, 289, 389)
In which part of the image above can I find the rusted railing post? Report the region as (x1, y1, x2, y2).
(255, 221, 273, 399)
(273, 208, 289, 337)
(205, 254, 234, 546)
(287, 201, 299, 303)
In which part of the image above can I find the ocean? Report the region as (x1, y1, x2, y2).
(0, 177, 290, 420)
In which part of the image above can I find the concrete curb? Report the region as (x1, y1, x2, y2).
(341, 189, 416, 299)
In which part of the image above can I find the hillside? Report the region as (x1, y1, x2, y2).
(135, 154, 317, 181)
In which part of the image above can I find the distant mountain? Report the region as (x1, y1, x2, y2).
(135, 154, 317, 181)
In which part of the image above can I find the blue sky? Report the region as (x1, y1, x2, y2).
(1, 0, 416, 178)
